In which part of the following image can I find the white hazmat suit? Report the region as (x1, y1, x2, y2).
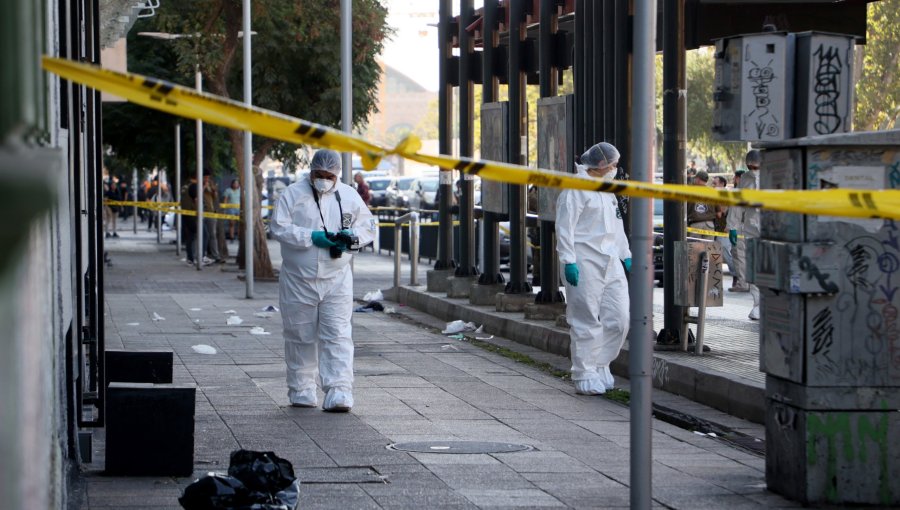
(270, 151, 375, 411)
(556, 143, 631, 395)
(726, 150, 761, 320)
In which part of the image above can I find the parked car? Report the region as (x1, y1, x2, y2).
(409, 177, 439, 210)
(387, 177, 417, 208)
(498, 221, 533, 270)
(366, 177, 396, 207)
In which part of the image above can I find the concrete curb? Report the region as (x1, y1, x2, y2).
(393, 285, 765, 424)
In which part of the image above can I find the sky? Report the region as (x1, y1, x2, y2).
(379, 0, 484, 92)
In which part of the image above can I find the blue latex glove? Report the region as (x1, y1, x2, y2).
(340, 228, 354, 236)
(564, 263, 579, 287)
(311, 230, 336, 248)
(623, 258, 632, 272)
(729, 229, 738, 246)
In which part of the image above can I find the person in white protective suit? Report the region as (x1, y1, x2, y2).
(556, 142, 632, 395)
(270, 149, 376, 411)
(726, 149, 762, 320)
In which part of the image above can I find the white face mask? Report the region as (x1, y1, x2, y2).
(313, 178, 334, 193)
(587, 165, 617, 181)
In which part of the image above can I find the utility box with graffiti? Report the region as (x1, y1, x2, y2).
(673, 240, 724, 307)
(755, 130, 900, 505)
(712, 31, 854, 142)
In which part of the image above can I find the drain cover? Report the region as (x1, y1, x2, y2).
(388, 441, 533, 454)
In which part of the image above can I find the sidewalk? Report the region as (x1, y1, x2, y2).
(85, 229, 796, 509)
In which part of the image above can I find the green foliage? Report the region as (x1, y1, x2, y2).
(154, 0, 389, 168)
(654, 50, 744, 173)
(684, 49, 746, 172)
(855, 0, 900, 131)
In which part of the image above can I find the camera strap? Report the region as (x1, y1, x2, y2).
(310, 181, 344, 234)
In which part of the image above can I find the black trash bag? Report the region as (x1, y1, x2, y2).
(178, 450, 300, 510)
(228, 450, 295, 493)
(362, 301, 384, 312)
(178, 474, 270, 510)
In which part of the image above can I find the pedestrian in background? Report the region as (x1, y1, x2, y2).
(727, 151, 762, 320)
(202, 170, 223, 263)
(103, 173, 120, 238)
(223, 179, 241, 241)
(712, 175, 734, 272)
(270, 149, 376, 412)
(686, 170, 716, 240)
(353, 172, 371, 206)
(556, 142, 631, 396)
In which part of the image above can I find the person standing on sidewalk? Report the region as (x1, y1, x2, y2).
(223, 179, 241, 241)
(353, 172, 371, 206)
(727, 150, 762, 320)
(711, 175, 734, 272)
(686, 170, 716, 240)
(270, 149, 376, 412)
(202, 171, 223, 263)
(556, 142, 631, 396)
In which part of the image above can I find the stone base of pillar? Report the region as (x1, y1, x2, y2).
(496, 292, 536, 313)
(426, 269, 455, 293)
(524, 302, 567, 321)
(469, 283, 507, 306)
(446, 276, 478, 298)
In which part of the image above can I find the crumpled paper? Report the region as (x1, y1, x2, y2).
(442, 320, 479, 335)
(362, 289, 384, 302)
(191, 344, 217, 355)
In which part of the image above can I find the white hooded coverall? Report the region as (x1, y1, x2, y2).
(725, 169, 760, 306)
(556, 166, 631, 382)
(270, 177, 375, 401)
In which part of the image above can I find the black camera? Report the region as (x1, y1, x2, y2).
(326, 231, 360, 258)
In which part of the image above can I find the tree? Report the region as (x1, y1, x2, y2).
(103, 19, 235, 183)
(855, 0, 900, 131)
(684, 48, 746, 172)
(151, 0, 389, 277)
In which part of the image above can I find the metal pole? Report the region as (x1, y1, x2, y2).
(394, 218, 403, 289)
(536, 0, 563, 304)
(456, 0, 477, 277)
(435, 0, 454, 271)
(505, 0, 531, 295)
(574, 0, 585, 152)
(410, 212, 419, 286)
(175, 123, 182, 256)
(156, 170, 162, 243)
(243, 0, 254, 296)
(661, 0, 687, 341)
(631, 0, 657, 504)
(340, 0, 352, 185)
(132, 168, 137, 234)
(196, 66, 204, 270)
(477, 0, 503, 286)
(695, 250, 709, 355)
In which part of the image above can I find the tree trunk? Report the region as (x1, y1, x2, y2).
(207, 1, 276, 279)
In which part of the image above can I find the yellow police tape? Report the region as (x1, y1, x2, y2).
(105, 199, 241, 221)
(47, 57, 900, 221)
(686, 227, 727, 238)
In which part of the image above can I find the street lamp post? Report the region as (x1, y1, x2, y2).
(341, 0, 352, 185)
(243, 0, 254, 297)
(137, 31, 205, 270)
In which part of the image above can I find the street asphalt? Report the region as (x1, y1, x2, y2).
(82, 226, 800, 509)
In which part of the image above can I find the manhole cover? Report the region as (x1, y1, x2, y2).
(387, 441, 533, 454)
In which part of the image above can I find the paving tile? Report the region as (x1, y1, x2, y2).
(95, 238, 788, 510)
